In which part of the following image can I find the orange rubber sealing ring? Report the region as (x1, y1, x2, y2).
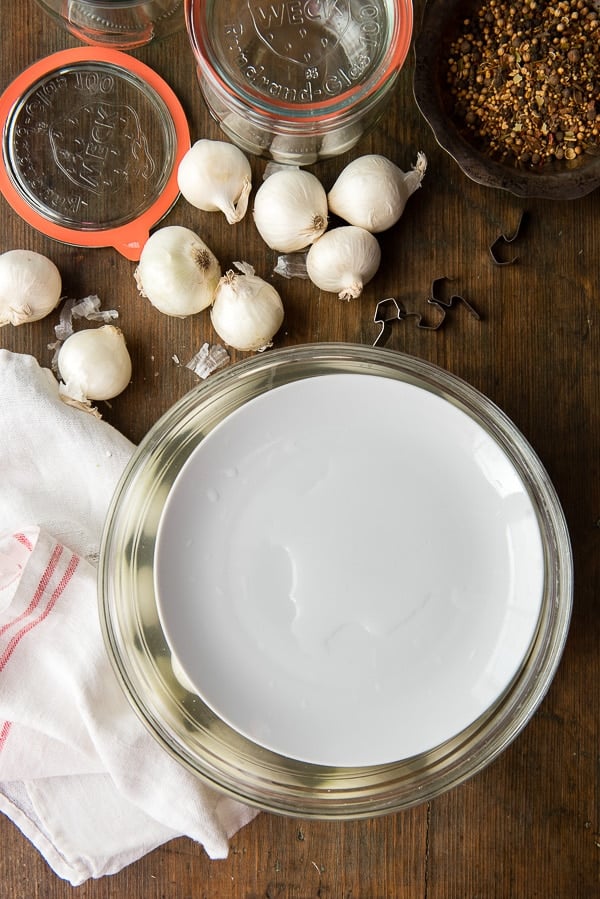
(0, 47, 191, 261)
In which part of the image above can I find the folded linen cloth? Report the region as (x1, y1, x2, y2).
(0, 350, 257, 885)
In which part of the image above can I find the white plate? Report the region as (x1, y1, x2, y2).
(154, 372, 545, 767)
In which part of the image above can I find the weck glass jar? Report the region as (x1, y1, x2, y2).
(184, 0, 414, 164)
(34, 0, 184, 49)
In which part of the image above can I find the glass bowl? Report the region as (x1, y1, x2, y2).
(413, 0, 600, 199)
(98, 343, 572, 817)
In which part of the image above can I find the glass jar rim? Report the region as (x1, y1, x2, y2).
(184, 0, 413, 124)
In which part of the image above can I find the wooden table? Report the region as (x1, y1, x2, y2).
(1, 2, 598, 896)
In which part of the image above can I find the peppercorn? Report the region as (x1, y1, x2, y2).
(445, 0, 600, 168)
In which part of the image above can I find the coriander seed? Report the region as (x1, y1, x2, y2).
(445, 0, 600, 167)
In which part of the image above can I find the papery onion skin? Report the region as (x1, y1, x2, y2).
(327, 153, 427, 234)
(306, 226, 381, 301)
(253, 168, 328, 253)
(210, 269, 284, 352)
(0, 249, 62, 327)
(57, 325, 132, 402)
(177, 139, 252, 224)
(134, 226, 221, 317)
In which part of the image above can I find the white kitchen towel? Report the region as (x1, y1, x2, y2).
(0, 350, 257, 885)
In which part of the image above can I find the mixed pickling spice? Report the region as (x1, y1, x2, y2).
(445, 0, 600, 167)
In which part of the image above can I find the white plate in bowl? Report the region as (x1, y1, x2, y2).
(154, 372, 544, 767)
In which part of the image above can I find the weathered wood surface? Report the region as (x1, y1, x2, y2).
(1, 2, 598, 896)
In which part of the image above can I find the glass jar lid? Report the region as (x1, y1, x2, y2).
(0, 48, 190, 259)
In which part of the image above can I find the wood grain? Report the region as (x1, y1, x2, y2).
(0, 1, 598, 896)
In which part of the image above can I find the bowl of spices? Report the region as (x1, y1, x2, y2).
(413, 0, 600, 198)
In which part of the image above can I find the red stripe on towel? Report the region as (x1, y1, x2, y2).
(0, 543, 63, 638)
(0, 721, 12, 753)
(14, 532, 34, 552)
(0, 551, 79, 672)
